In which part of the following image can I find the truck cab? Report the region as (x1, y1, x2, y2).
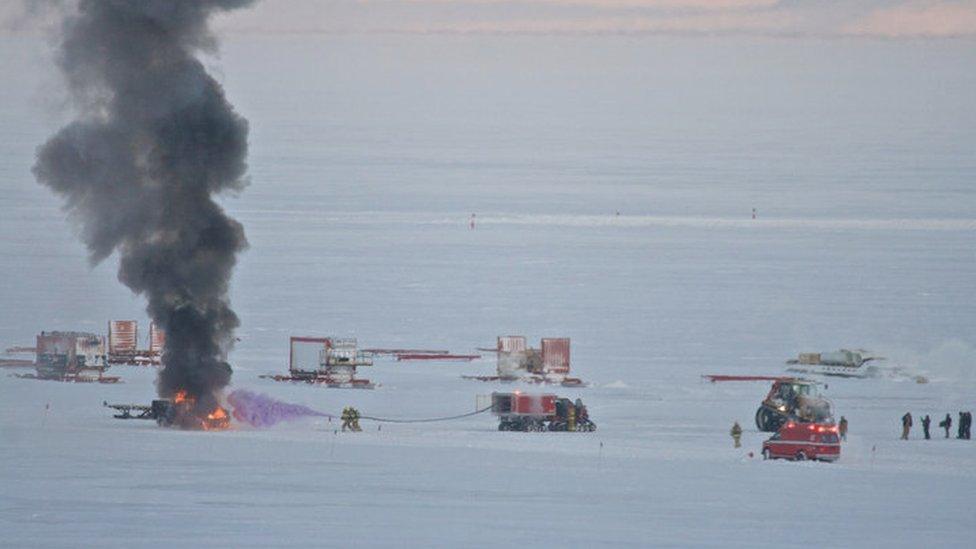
(762, 421, 840, 462)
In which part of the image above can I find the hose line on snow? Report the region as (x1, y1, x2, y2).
(359, 405, 494, 424)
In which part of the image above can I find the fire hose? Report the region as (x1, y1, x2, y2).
(358, 405, 494, 424)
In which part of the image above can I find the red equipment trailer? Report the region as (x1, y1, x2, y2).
(491, 392, 595, 432)
(260, 336, 375, 388)
(465, 336, 585, 386)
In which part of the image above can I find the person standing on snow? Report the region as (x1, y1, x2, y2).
(958, 411, 966, 439)
(939, 413, 952, 438)
(901, 412, 913, 440)
(921, 415, 931, 440)
(730, 421, 743, 448)
(341, 406, 361, 432)
(838, 416, 848, 441)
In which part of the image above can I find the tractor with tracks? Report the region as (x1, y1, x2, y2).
(755, 378, 833, 432)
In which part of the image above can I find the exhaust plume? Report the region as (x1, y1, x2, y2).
(227, 390, 332, 428)
(33, 0, 255, 416)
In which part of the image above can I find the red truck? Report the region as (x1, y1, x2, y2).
(762, 421, 841, 462)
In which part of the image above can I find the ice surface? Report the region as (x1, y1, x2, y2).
(1, 34, 975, 547)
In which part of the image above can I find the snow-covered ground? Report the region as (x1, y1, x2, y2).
(2, 34, 975, 547)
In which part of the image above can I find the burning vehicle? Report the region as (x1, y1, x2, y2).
(489, 392, 595, 432)
(762, 421, 841, 462)
(105, 390, 230, 431)
(755, 378, 833, 432)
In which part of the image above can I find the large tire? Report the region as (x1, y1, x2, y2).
(795, 451, 807, 461)
(762, 448, 772, 460)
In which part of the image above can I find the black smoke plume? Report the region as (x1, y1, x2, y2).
(33, 0, 255, 418)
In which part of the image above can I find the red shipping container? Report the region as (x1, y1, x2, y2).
(108, 320, 138, 354)
(512, 393, 556, 415)
(497, 335, 526, 353)
(149, 323, 166, 354)
(541, 338, 570, 374)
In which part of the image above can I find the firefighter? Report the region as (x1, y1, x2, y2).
(958, 411, 966, 439)
(838, 416, 848, 441)
(901, 412, 913, 440)
(575, 398, 589, 430)
(350, 407, 362, 432)
(921, 414, 931, 440)
(939, 413, 952, 438)
(730, 421, 743, 448)
(341, 406, 362, 432)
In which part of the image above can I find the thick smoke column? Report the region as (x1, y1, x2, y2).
(33, 0, 255, 416)
(227, 390, 332, 428)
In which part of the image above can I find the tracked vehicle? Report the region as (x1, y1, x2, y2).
(755, 378, 833, 432)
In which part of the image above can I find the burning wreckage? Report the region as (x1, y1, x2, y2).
(105, 390, 230, 431)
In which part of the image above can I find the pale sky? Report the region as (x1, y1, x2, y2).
(4, 0, 976, 38)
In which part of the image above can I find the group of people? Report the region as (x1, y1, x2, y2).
(341, 406, 362, 432)
(902, 411, 972, 440)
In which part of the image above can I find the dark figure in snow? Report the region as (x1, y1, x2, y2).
(958, 412, 966, 439)
(838, 416, 848, 441)
(967, 412, 973, 439)
(939, 413, 952, 438)
(730, 421, 743, 448)
(921, 415, 931, 440)
(341, 406, 362, 432)
(901, 412, 913, 440)
(962, 411, 972, 440)
(575, 398, 589, 423)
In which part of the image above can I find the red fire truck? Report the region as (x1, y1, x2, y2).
(762, 421, 841, 462)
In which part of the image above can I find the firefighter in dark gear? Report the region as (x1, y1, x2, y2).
(921, 415, 931, 440)
(939, 413, 952, 438)
(958, 412, 966, 439)
(341, 406, 362, 432)
(838, 416, 848, 441)
(901, 412, 913, 440)
(730, 421, 743, 448)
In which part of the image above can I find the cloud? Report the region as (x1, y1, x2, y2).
(395, 0, 781, 8)
(397, 11, 798, 34)
(845, 1, 976, 37)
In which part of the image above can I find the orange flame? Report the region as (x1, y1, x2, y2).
(202, 405, 230, 431)
(169, 389, 230, 430)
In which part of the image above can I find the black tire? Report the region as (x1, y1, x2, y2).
(795, 451, 807, 461)
(762, 448, 771, 460)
